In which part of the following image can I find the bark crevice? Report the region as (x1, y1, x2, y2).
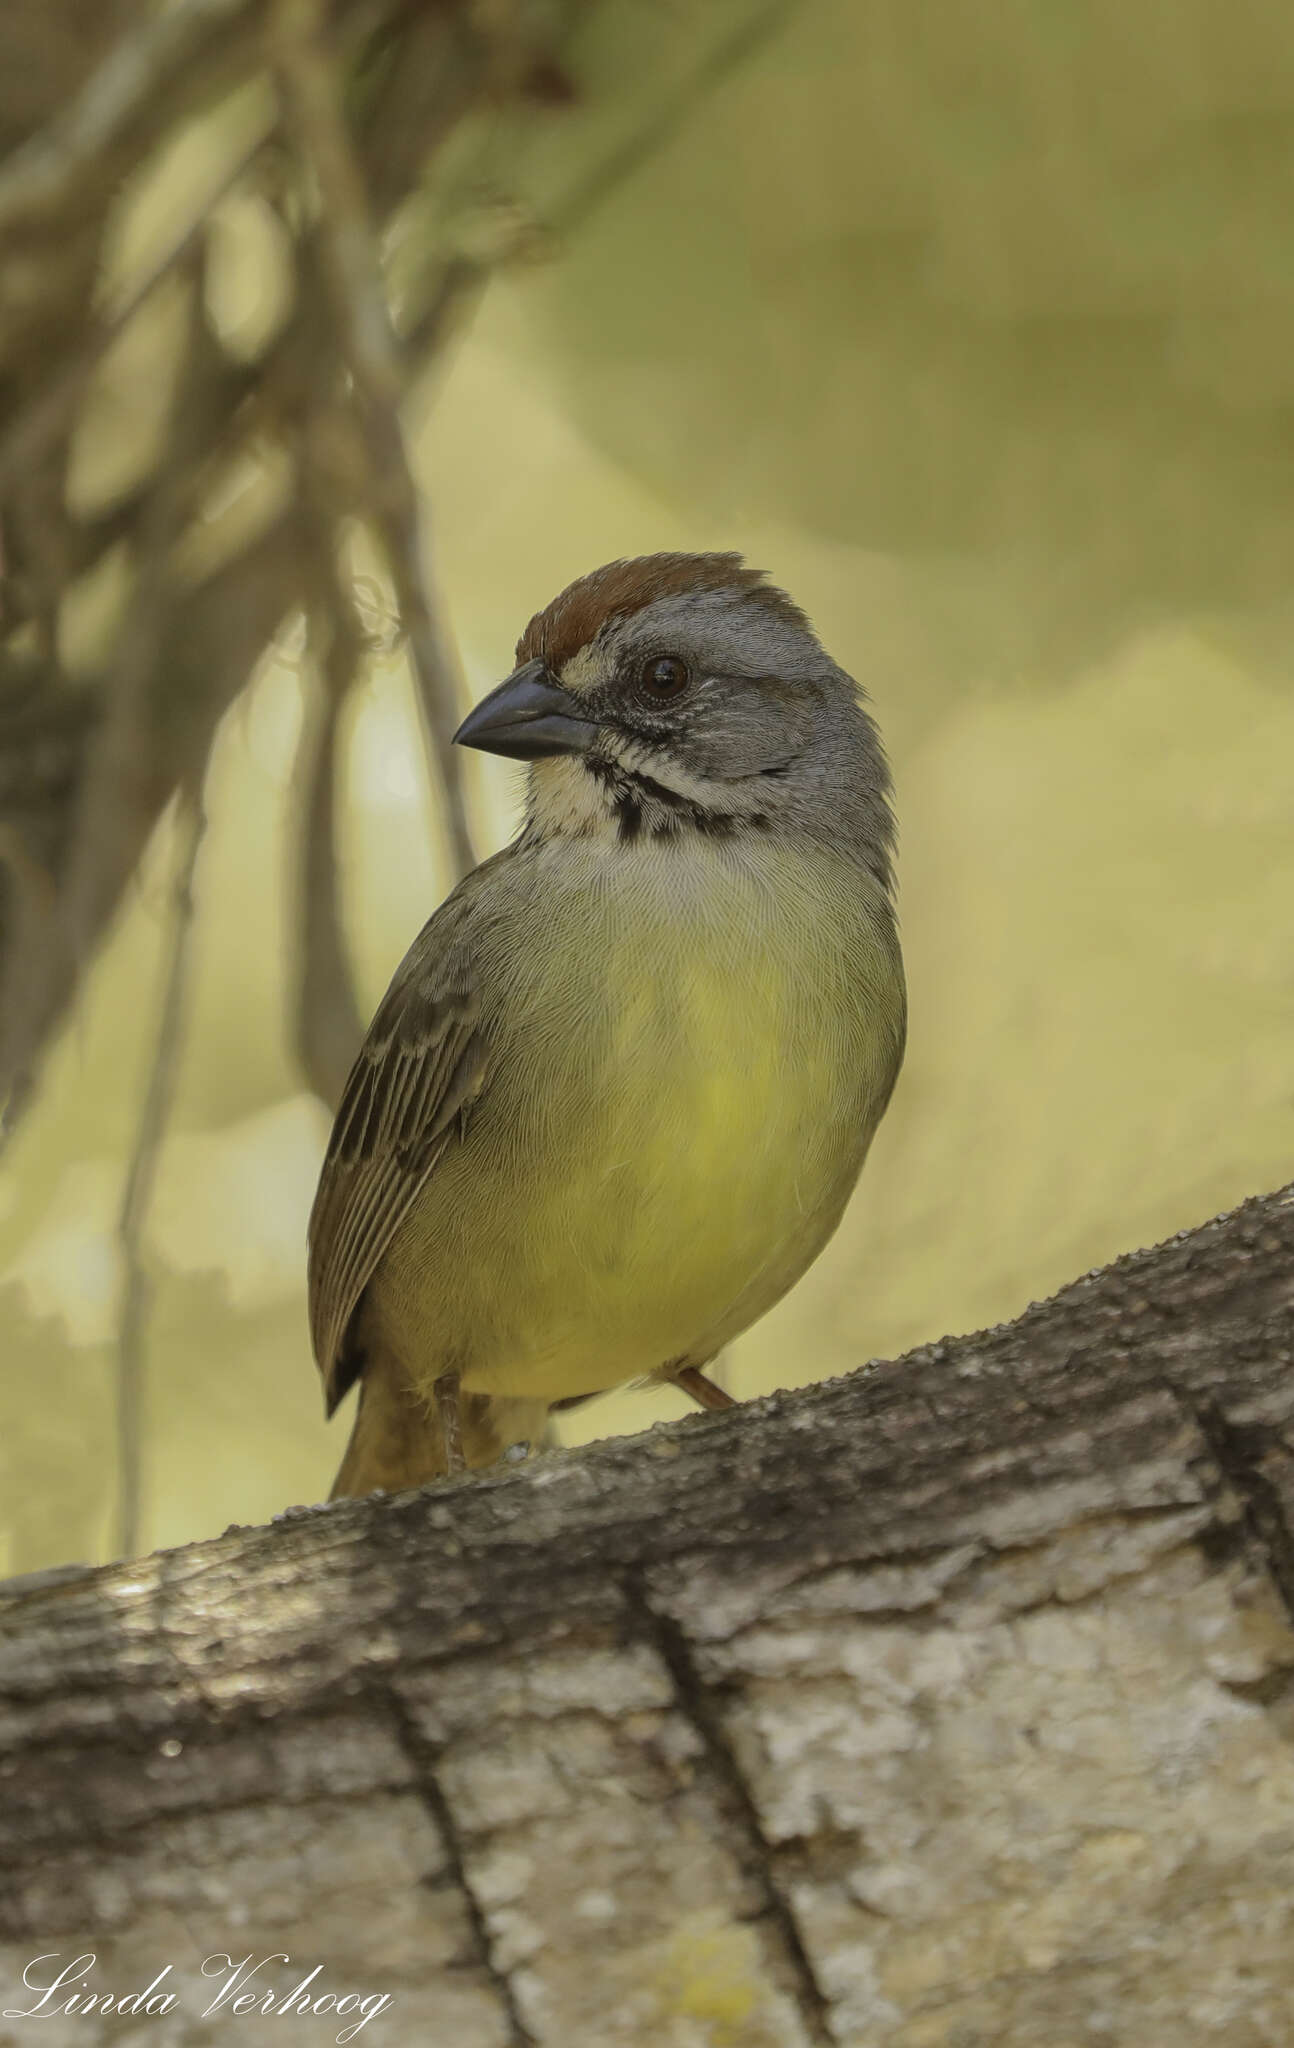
(632, 1580, 837, 2047)
(385, 1683, 539, 2048)
(1189, 1397, 1294, 1623)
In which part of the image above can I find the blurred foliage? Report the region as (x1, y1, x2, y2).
(1, 0, 1292, 1573)
(525, 0, 1294, 684)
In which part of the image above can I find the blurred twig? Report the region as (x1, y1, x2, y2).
(400, 0, 799, 364)
(0, 118, 272, 496)
(0, 0, 258, 237)
(273, 0, 476, 880)
(0, 258, 213, 1144)
(115, 787, 208, 1561)
(291, 542, 368, 1110)
(551, 0, 797, 241)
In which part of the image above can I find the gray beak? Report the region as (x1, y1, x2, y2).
(453, 658, 599, 761)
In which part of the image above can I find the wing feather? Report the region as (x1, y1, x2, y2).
(306, 895, 490, 1414)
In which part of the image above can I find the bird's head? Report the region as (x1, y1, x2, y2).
(454, 553, 895, 885)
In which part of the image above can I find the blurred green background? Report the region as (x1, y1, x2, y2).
(2, 0, 1292, 1573)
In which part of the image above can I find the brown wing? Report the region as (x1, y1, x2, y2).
(307, 909, 488, 1415)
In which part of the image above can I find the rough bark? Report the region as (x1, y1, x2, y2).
(1, 1183, 1293, 2047)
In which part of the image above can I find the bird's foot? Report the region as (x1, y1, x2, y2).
(674, 1365, 736, 1413)
(433, 1369, 466, 1473)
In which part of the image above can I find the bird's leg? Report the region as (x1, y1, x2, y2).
(674, 1364, 736, 1412)
(433, 1368, 466, 1473)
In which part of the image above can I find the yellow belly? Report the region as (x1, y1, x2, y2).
(372, 836, 904, 1402)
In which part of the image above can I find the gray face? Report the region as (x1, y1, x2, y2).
(554, 587, 896, 884)
(453, 572, 898, 887)
(567, 591, 824, 782)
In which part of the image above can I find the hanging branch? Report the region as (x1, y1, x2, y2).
(272, 0, 476, 881)
(115, 786, 208, 1560)
(0, 0, 796, 1133)
(0, 258, 214, 1144)
(0, 119, 272, 498)
(0, 0, 260, 239)
(290, 528, 369, 1110)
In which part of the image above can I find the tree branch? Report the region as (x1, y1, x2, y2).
(115, 787, 208, 1561)
(2, 1182, 1291, 2040)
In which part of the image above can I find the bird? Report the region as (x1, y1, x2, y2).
(308, 552, 906, 1498)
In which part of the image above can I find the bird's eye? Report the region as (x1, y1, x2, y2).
(639, 655, 690, 700)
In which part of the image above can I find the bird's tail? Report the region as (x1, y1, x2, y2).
(329, 1351, 549, 1499)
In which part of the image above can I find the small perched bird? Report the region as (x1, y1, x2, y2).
(309, 554, 906, 1498)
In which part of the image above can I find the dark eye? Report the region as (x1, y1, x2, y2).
(639, 655, 690, 700)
